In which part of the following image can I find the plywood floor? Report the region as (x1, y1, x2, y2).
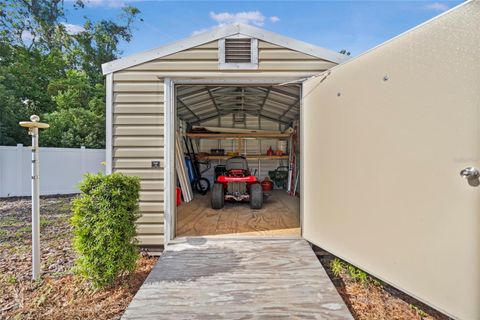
(122, 238, 353, 320)
(176, 190, 300, 237)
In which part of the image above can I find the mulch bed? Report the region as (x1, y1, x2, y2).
(1, 195, 452, 320)
(0, 196, 158, 320)
(315, 249, 452, 320)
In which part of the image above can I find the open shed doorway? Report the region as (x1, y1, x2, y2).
(173, 83, 302, 238)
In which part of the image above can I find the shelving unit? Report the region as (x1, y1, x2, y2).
(186, 133, 291, 139)
(196, 155, 289, 161)
(186, 132, 291, 161)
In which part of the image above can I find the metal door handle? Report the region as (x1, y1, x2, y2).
(460, 167, 480, 179)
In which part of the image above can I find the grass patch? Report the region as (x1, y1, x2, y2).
(329, 258, 381, 287)
(40, 218, 55, 228)
(0, 217, 18, 227)
(411, 304, 429, 318)
(18, 226, 30, 233)
(6, 274, 17, 284)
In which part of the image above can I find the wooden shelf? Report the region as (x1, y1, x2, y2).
(186, 132, 291, 161)
(197, 155, 288, 161)
(187, 132, 291, 139)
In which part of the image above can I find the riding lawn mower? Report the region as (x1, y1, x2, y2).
(211, 156, 263, 210)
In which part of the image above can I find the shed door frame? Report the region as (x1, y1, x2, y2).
(164, 78, 305, 245)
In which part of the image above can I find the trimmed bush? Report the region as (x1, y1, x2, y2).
(71, 172, 141, 288)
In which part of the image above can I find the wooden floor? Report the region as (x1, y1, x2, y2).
(122, 238, 353, 320)
(176, 190, 301, 237)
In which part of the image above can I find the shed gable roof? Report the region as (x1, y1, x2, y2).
(102, 23, 349, 75)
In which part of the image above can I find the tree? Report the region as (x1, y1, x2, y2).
(68, 6, 141, 84)
(0, 44, 66, 145)
(0, 0, 141, 147)
(0, 0, 68, 51)
(42, 70, 105, 148)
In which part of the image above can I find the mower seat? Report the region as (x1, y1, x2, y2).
(226, 156, 249, 171)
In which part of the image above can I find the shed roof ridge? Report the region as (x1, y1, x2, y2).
(101, 23, 348, 75)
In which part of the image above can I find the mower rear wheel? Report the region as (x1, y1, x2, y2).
(211, 183, 224, 209)
(250, 183, 263, 209)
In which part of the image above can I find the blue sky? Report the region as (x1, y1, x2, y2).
(63, 0, 462, 57)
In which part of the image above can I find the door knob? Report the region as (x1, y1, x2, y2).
(460, 167, 480, 180)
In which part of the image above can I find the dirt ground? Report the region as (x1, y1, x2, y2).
(0, 195, 157, 320)
(316, 249, 451, 320)
(1, 195, 451, 320)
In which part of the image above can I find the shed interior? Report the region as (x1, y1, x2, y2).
(175, 84, 301, 237)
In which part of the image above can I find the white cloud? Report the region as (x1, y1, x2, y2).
(270, 16, 280, 23)
(192, 11, 280, 36)
(424, 2, 449, 12)
(210, 11, 267, 27)
(61, 23, 85, 35)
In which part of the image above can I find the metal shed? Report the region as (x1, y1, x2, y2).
(102, 2, 480, 319)
(102, 23, 348, 247)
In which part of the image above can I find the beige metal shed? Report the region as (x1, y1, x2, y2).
(103, 1, 480, 319)
(102, 23, 347, 247)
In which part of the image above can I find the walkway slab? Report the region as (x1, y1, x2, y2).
(122, 237, 353, 319)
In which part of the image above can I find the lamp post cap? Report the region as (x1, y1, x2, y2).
(19, 115, 49, 129)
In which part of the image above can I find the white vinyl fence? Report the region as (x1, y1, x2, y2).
(0, 145, 105, 197)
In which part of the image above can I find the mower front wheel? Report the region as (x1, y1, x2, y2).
(250, 183, 263, 209)
(211, 183, 224, 209)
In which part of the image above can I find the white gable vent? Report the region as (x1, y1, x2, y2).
(219, 37, 258, 70)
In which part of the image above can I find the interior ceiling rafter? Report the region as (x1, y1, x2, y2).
(176, 85, 301, 125)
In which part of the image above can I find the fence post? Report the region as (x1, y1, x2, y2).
(80, 146, 86, 177)
(16, 144, 23, 196)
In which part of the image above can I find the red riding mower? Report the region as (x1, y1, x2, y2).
(211, 156, 263, 210)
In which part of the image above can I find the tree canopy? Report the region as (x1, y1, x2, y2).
(0, 0, 141, 147)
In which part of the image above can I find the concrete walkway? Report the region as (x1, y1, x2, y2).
(122, 237, 353, 320)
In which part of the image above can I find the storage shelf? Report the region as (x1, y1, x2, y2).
(197, 155, 288, 161)
(187, 132, 291, 139)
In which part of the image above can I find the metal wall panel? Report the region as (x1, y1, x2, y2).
(112, 80, 164, 246)
(197, 115, 289, 184)
(112, 38, 336, 246)
(302, 2, 480, 319)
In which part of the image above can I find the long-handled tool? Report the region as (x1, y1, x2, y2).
(183, 137, 210, 195)
(289, 126, 298, 195)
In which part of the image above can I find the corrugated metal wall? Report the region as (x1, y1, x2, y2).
(112, 81, 165, 245)
(112, 41, 335, 82)
(111, 40, 336, 246)
(196, 115, 290, 186)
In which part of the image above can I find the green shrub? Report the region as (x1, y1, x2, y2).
(71, 172, 140, 288)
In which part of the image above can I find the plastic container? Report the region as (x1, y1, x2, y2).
(261, 177, 274, 191)
(210, 148, 225, 156)
(266, 146, 274, 156)
(215, 165, 227, 179)
(277, 140, 287, 154)
(176, 187, 182, 206)
(185, 157, 195, 183)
